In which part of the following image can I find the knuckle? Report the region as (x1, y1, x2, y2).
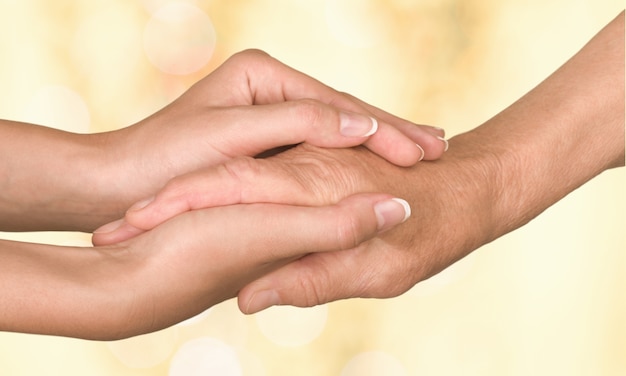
(221, 156, 262, 200)
(229, 48, 269, 64)
(333, 209, 365, 250)
(295, 267, 332, 307)
(291, 98, 332, 128)
(226, 49, 273, 74)
(356, 255, 413, 299)
(222, 156, 261, 181)
(285, 146, 362, 204)
(160, 175, 190, 199)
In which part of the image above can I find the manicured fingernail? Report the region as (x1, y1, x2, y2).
(374, 198, 411, 232)
(339, 112, 378, 137)
(127, 196, 154, 213)
(437, 136, 449, 152)
(416, 144, 425, 161)
(93, 219, 124, 234)
(246, 290, 281, 314)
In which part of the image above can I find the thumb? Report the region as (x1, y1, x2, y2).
(238, 199, 412, 314)
(237, 251, 368, 314)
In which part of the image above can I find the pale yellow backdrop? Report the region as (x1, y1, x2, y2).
(0, 0, 624, 375)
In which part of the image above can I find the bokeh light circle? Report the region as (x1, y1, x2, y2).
(169, 337, 242, 376)
(255, 305, 328, 347)
(21, 85, 90, 133)
(71, 4, 142, 82)
(107, 327, 179, 369)
(341, 351, 408, 376)
(325, 0, 391, 48)
(141, 0, 198, 14)
(143, 2, 216, 75)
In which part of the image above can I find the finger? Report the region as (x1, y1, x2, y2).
(237, 239, 411, 314)
(92, 219, 145, 246)
(387, 120, 448, 160)
(91, 157, 295, 245)
(204, 100, 411, 160)
(213, 194, 411, 258)
(205, 50, 446, 161)
(245, 52, 449, 160)
(93, 158, 411, 246)
(117, 157, 303, 235)
(94, 194, 411, 257)
(237, 253, 351, 314)
(330, 92, 449, 160)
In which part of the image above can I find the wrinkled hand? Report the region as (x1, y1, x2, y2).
(107, 49, 447, 208)
(94, 137, 494, 314)
(97, 193, 409, 339)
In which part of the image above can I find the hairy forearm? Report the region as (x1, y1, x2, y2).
(458, 12, 624, 240)
(0, 120, 128, 231)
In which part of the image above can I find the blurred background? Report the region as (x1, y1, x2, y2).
(0, 0, 623, 375)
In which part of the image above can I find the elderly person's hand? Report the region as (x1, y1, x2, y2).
(94, 13, 624, 313)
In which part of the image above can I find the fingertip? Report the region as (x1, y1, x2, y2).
(374, 197, 412, 232)
(365, 116, 378, 137)
(416, 143, 425, 162)
(93, 218, 124, 236)
(437, 136, 449, 152)
(91, 219, 145, 246)
(419, 135, 448, 160)
(339, 112, 378, 138)
(428, 126, 446, 138)
(126, 196, 154, 214)
(240, 289, 281, 315)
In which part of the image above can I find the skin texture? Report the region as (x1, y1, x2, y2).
(0, 193, 410, 340)
(0, 51, 446, 339)
(0, 49, 446, 232)
(97, 12, 624, 314)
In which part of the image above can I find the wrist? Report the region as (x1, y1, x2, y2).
(0, 240, 133, 340)
(58, 131, 136, 231)
(0, 121, 134, 232)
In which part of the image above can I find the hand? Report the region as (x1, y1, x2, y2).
(94, 12, 624, 313)
(68, 194, 408, 339)
(103, 49, 447, 212)
(93, 141, 491, 313)
(0, 49, 447, 232)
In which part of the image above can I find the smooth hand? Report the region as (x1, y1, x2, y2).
(105, 49, 447, 214)
(97, 194, 409, 339)
(0, 49, 446, 232)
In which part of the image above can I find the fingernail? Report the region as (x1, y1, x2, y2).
(127, 196, 154, 213)
(437, 136, 449, 152)
(416, 144, 425, 161)
(246, 290, 281, 314)
(339, 112, 378, 137)
(374, 198, 411, 232)
(93, 218, 124, 234)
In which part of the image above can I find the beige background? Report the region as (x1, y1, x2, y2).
(0, 0, 624, 375)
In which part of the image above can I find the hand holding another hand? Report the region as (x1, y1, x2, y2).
(92, 193, 410, 339)
(104, 49, 447, 216)
(93, 140, 487, 315)
(94, 13, 625, 317)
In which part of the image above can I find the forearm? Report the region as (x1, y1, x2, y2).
(0, 240, 129, 340)
(458, 12, 624, 240)
(0, 120, 129, 231)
